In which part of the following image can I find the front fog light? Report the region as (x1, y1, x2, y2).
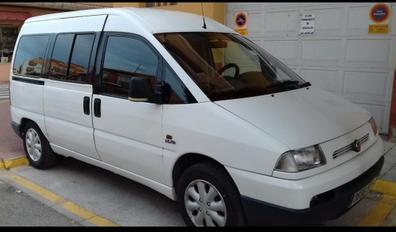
(275, 145, 326, 172)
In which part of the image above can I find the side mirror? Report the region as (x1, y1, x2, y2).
(128, 76, 155, 103)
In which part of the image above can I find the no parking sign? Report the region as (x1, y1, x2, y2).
(234, 11, 248, 36)
(368, 3, 391, 34)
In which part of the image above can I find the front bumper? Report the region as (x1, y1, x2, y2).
(241, 155, 384, 225)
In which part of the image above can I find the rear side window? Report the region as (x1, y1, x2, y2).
(49, 34, 74, 80)
(69, 34, 95, 82)
(13, 35, 49, 77)
(101, 36, 159, 98)
(49, 33, 95, 83)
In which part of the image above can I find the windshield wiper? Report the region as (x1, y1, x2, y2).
(266, 80, 299, 90)
(266, 80, 311, 92)
(211, 81, 312, 101)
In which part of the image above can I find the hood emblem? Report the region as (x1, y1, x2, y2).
(351, 139, 361, 152)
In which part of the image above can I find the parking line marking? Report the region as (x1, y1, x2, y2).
(62, 201, 96, 220)
(6, 173, 118, 226)
(372, 179, 396, 197)
(10, 174, 65, 204)
(358, 195, 396, 226)
(88, 216, 118, 227)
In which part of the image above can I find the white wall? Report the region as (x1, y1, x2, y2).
(226, 3, 396, 133)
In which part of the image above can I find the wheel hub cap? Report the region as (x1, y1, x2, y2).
(25, 128, 42, 162)
(184, 179, 227, 227)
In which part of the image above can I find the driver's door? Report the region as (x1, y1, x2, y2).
(92, 33, 164, 183)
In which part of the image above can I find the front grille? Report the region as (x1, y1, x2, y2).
(332, 133, 369, 159)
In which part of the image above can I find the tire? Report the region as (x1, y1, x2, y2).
(22, 121, 58, 169)
(176, 162, 245, 227)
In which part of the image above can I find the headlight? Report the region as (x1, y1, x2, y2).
(369, 117, 378, 135)
(275, 145, 326, 172)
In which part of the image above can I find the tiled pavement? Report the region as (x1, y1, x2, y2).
(0, 83, 9, 101)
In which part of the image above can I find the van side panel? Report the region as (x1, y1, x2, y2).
(10, 79, 46, 135)
(44, 81, 99, 159)
(12, 15, 108, 160)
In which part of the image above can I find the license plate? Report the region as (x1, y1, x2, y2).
(350, 183, 372, 207)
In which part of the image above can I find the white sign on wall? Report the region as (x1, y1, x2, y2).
(300, 14, 315, 34)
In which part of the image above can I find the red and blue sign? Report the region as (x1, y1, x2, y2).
(369, 3, 390, 23)
(235, 12, 247, 28)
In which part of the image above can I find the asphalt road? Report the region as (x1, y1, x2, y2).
(0, 179, 79, 226)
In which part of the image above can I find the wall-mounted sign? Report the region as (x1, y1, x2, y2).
(368, 3, 391, 34)
(234, 11, 248, 36)
(300, 14, 315, 34)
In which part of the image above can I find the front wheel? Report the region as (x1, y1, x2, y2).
(176, 162, 245, 227)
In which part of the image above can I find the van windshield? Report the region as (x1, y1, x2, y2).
(155, 32, 309, 101)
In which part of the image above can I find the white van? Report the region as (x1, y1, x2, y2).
(10, 8, 384, 226)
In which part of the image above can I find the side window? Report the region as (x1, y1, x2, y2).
(68, 34, 95, 82)
(49, 34, 74, 80)
(49, 33, 95, 83)
(13, 35, 49, 77)
(162, 64, 196, 104)
(101, 36, 159, 98)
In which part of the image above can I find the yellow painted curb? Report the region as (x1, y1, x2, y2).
(3, 156, 29, 169)
(372, 179, 396, 197)
(10, 174, 65, 204)
(62, 201, 96, 220)
(88, 216, 118, 227)
(7, 173, 118, 227)
(0, 160, 5, 170)
(358, 195, 396, 226)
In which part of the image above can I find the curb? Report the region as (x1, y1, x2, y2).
(2, 173, 118, 227)
(0, 156, 118, 227)
(359, 180, 396, 226)
(371, 179, 396, 197)
(0, 156, 28, 170)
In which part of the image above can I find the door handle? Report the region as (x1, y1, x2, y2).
(83, 96, 90, 115)
(94, 98, 101, 117)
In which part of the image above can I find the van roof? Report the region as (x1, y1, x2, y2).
(25, 7, 235, 34)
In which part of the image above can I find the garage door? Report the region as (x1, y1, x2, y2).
(226, 3, 396, 133)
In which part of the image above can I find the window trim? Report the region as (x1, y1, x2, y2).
(160, 58, 197, 104)
(47, 32, 96, 84)
(12, 33, 51, 79)
(96, 32, 163, 101)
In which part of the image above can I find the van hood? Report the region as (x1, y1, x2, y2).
(215, 87, 371, 149)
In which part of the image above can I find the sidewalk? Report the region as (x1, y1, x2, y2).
(0, 82, 9, 101)
(0, 100, 23, 161)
